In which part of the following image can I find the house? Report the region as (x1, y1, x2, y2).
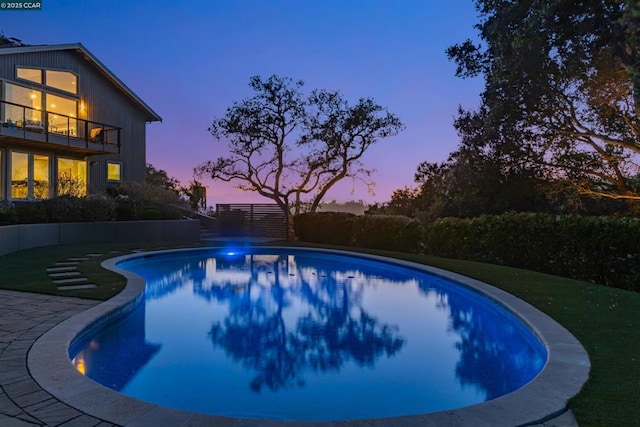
(0, 39, 161, 200)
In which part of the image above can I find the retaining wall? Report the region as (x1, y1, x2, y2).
(0, 219, 200, 256)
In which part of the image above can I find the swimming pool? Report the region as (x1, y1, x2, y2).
(70, 247, 547, 421)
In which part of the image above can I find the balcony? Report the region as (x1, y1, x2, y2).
(0, 100, 121, 155)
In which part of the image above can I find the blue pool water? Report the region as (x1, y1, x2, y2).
(70, 248, 546, 421)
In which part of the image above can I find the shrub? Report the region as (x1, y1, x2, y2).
(294, 211, 640, 291)
(295, 212, 356, 245)
(43, 195, 115, 222)
(107, 182, 187, 220)
(353, 215, 422, 252)
(421, 214, 640, 291)
(14, 202, 48, 223)
(0, 200, 18, 225)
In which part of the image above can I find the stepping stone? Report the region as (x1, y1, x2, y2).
(46, 266, 78, 273)
(67, 257, 90, 261)
(108, 250, 121, 254)
(54, 261, 80, 266)
(85, 253, 104, 257)
(53, 277, 89, 284)
(57, 284, 97, 290)
(49, 271, 82, 278)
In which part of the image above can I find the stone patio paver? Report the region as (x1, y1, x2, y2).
(0, 290, 119, 427)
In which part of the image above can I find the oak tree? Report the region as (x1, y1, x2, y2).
(448, 0, 640, 201)
(196, 75, 404, 216)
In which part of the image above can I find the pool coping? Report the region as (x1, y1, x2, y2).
(28, 246, 590, 426)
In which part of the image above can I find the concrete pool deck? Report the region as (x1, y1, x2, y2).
(2, 247, 590, 426)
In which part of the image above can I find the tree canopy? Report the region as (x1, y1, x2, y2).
(145, 163, 180, 192)
(447, 0, 640, 202)
(196, 75, 404, 214)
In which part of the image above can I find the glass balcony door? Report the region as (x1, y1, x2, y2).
(11, 152, 50, 200)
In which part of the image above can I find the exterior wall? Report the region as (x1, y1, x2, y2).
(0, 48, 152, 196)
(0, 219, 200, 256)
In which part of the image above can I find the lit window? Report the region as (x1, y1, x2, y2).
(17, 67, 42, 84)
(46, 70, 78, 94)
(46, 94, 77, 135)
(10, 152, 50, 199)
(4, 83, 42, 125)
(11, 152, 29, 199)
(33, 154, 50, 199)
(107, 162, 121, 182)
(58, 158, 87, 196)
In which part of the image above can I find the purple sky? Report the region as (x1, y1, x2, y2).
(2, 0, 484, 205)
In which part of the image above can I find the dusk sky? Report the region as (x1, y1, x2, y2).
(2, 0, 484, 205)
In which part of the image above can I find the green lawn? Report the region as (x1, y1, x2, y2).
(0, 242, 637, 426)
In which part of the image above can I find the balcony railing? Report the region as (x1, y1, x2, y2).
(0, 99, 121, 153)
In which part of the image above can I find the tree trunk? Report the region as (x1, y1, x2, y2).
(287, 213, 297, 241)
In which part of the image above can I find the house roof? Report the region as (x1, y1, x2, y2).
(0, 43, 162, 122)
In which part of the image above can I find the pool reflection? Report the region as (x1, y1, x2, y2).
(205, 255, 406, 392)
(417, 281, 546, 400)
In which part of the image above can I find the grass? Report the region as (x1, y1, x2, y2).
(410, 254, 639, 426)
(0, 242, 205, 299)
(1, 241, 638, 426)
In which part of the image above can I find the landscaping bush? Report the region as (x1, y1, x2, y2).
(295, 213, 420, 251)
(0, 201, 18, 225)
(43, 195, 115, 222)
(295, 212, 356, 245)
(0, 182, 186, 225)
(295, 212, 640, 291)
(422, 214, 640, 290)
(107, 182, 187, 220)
(353, 215, 422, 252)
(14, 202, 48, 223)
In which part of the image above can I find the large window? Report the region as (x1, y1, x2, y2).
(17, 67, 42, 84)
(11, 152, 50, 199)
(33, 155, 50, 199)
(6, 70, 79, 134)
(11, 152, 29, 199)
(45, 70, 77, 94)
(4, 83, 42, 126)
(58, 158, 87, 196)
(107, 162, 122, 182)
(46, 93, 77, 135)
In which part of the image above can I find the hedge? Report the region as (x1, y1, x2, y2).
(295, 212, 640, 291)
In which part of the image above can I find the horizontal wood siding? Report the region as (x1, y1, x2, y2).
(0, 49, 152, 194)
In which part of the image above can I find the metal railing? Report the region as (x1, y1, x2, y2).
(0, 99, 121, 152)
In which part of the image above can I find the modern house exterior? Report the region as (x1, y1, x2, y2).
(0, 40, 161, 201)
